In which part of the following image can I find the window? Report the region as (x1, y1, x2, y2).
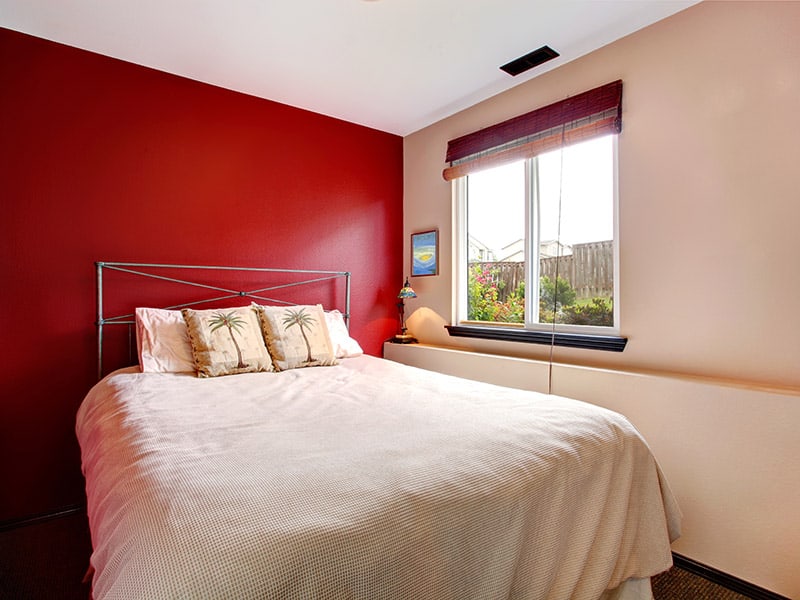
(444, 81, 626, 351)
(456, 134, 617, 329)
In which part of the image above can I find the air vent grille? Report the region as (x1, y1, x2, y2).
(500, 45, 559, 76)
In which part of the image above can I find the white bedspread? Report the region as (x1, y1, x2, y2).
(76, 355, 681, 599)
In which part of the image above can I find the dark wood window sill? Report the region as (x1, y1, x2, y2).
(445, 325, 627, 352)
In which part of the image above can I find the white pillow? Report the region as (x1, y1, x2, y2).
(135, 307, 195, 373)
(325, 310, 363, 358)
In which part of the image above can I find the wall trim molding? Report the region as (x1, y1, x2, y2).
(672, 553, 791, 600)
(0, 504, 84, 533)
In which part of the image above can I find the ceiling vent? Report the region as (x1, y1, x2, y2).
(500, 45, 559, 76)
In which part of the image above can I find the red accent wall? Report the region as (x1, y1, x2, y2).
(0, 28, 403, 522)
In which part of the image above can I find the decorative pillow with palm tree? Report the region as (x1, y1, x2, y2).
(255, 304, 338, 371)
(181, 307, 274, 377)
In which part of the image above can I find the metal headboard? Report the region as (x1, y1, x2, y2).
(95, 262, 351, 379)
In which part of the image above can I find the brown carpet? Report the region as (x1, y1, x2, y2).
(652, 566, 752, 600)
(1, 510, 756, 599)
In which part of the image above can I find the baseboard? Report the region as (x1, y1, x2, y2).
(0, 504, 84, 533)
(673, 553, 791, 600)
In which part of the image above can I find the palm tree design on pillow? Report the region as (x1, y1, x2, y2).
(208, 311, 248, 369)
(282, 308, 317, 364)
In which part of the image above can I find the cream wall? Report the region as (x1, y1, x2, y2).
(402, 1, 799, 597)
(403, 0, 799, 389)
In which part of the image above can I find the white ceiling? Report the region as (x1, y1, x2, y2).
(0, 0, 699, 136)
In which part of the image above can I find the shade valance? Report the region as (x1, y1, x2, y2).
(443, 80, 622, 181)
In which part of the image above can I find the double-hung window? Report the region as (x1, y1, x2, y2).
(445, 81, 626, 351)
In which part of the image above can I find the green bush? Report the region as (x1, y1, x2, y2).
(467, 264, 523, 323)
(539, 275, 576, 311)
(495, 282, 525, 322)
(467, 266, 612, 327)
(561, 298, 614, 326)
(467, 264, 501, 321)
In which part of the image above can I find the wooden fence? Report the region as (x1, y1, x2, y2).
(472, 240, 613, 301)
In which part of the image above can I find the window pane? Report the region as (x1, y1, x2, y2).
(466, 160, 526, 323)
(537, 135, 614, 326)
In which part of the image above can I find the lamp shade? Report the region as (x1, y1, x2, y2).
(397, 277, 417, 299)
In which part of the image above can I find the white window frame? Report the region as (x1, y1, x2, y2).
(452, 136, 621, 337)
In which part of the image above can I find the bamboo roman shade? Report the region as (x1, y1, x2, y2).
(443, 80, 622, 181)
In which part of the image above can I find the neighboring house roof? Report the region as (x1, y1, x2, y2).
(494, 239, 574, 262)
(468, 235, 495, 261)
(539, 239, 573, 258)
(498, 239, 524, 262)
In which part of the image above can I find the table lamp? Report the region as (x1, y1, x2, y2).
(394, 277, 417, 343)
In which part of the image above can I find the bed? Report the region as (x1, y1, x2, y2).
(77, 263, 681, 599)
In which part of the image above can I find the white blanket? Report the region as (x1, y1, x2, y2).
(76, 355, 681, 599)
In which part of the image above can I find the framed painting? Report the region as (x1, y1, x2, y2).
(411, 229, 438, 277)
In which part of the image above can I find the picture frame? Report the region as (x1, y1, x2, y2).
(410, 229, 439, 277)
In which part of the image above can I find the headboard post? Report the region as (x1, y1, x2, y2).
(96, 262, 104, 381)
(345, 271, 352, 330)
